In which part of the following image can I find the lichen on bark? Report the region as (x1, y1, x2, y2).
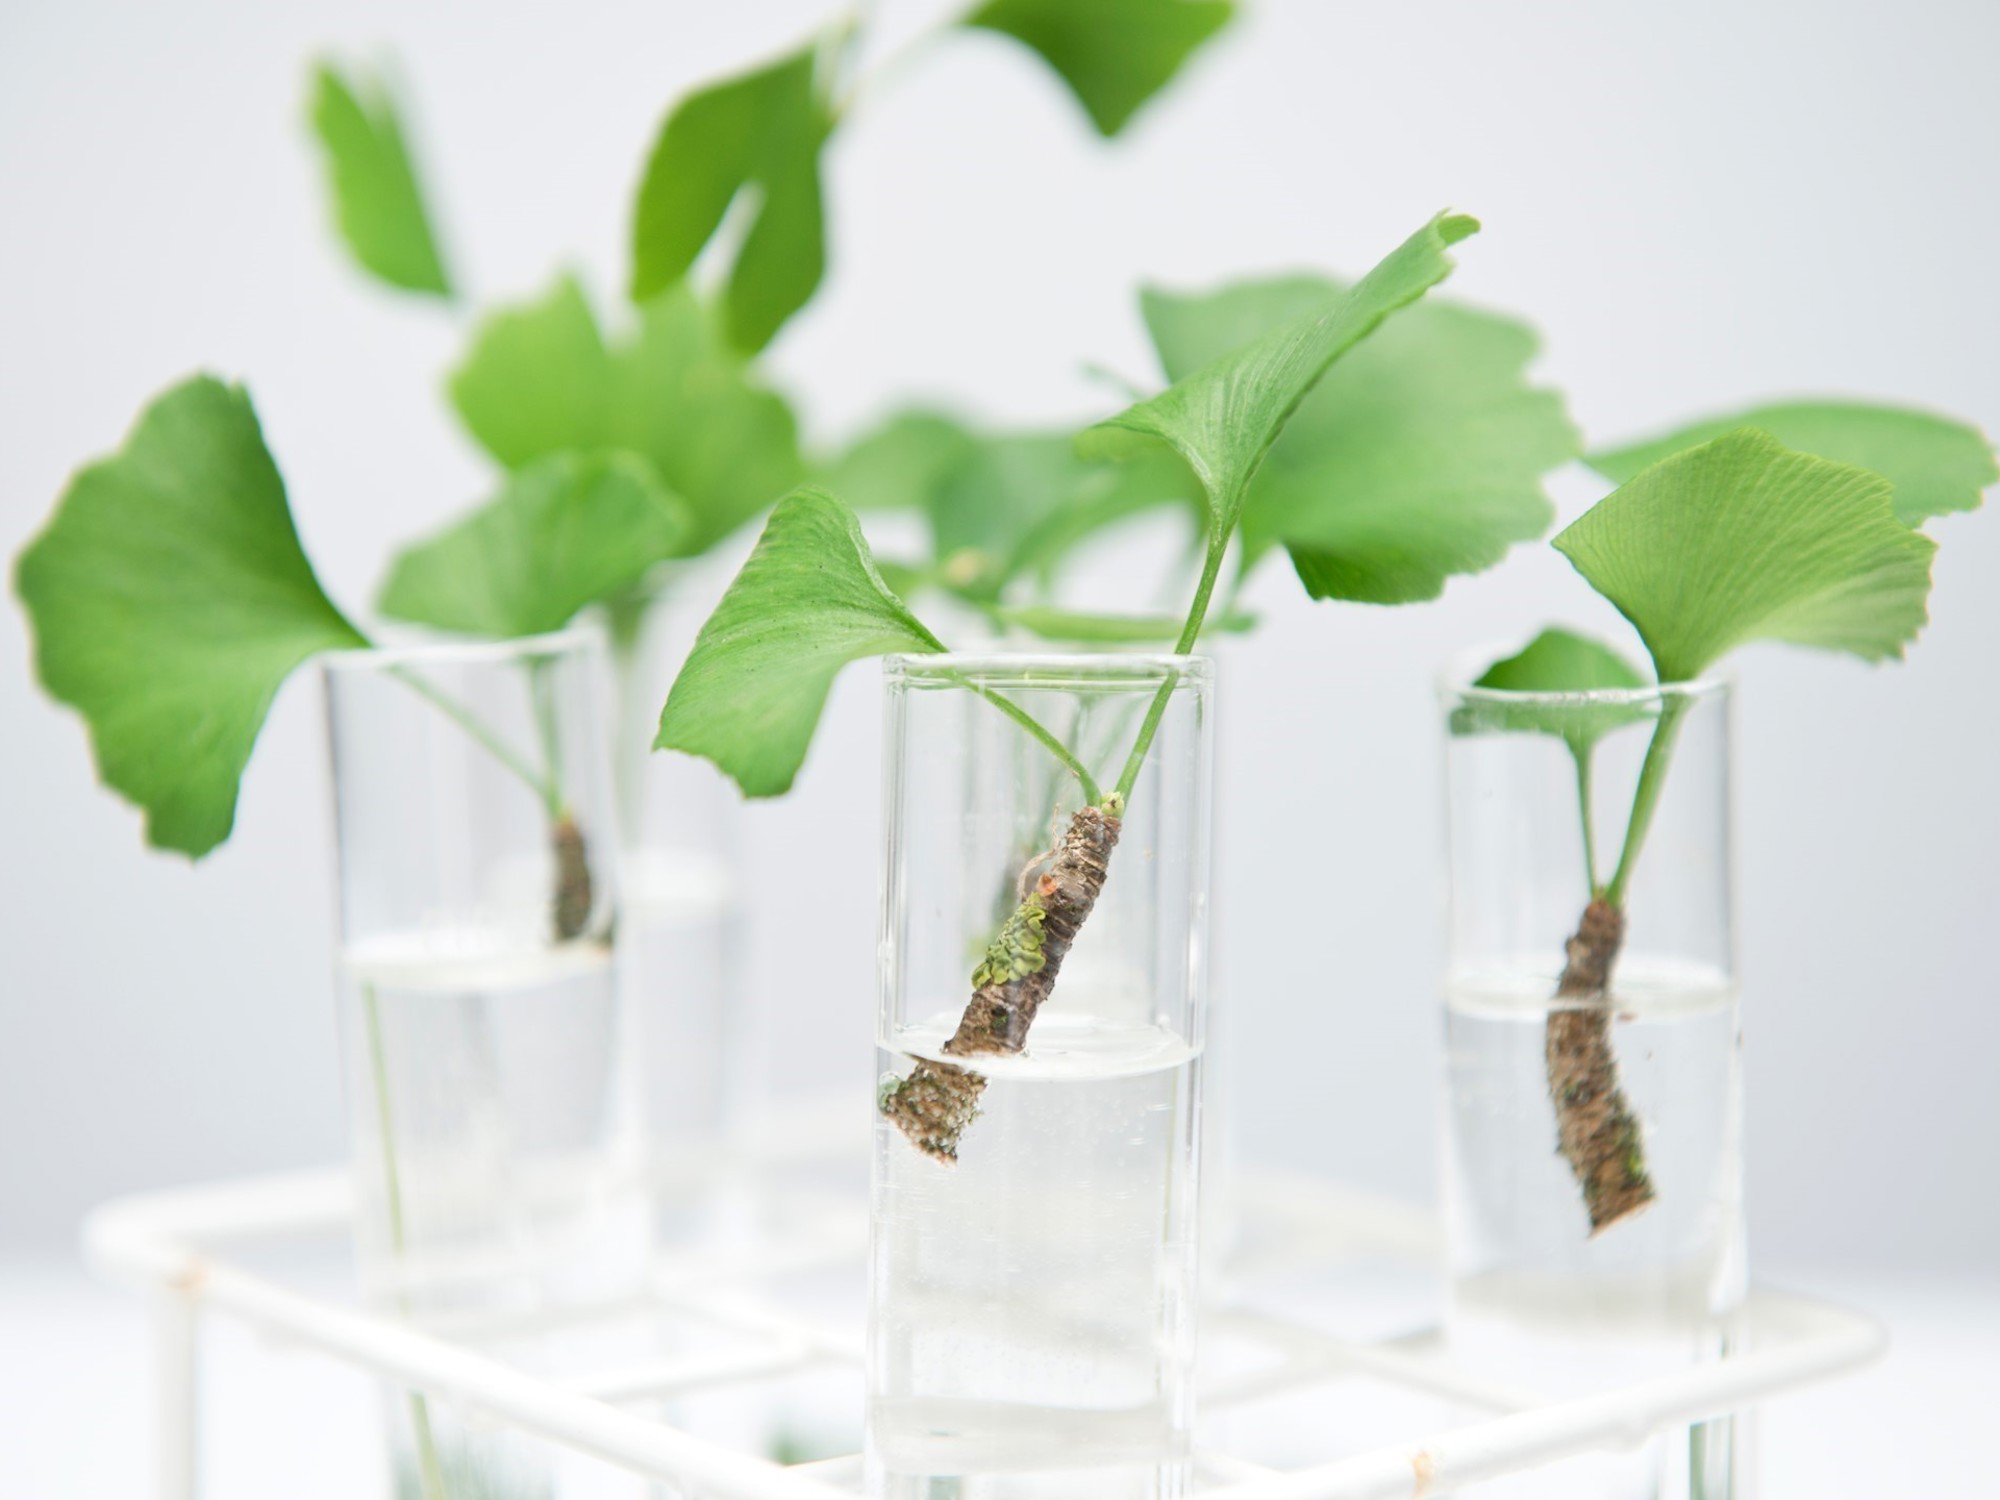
(881, 803, 1121, 1162)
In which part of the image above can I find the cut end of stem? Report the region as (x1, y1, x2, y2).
(879, 1060, 986, 1164)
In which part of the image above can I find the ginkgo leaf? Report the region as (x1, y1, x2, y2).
(13, 376, 367, 857)
(1140, 272, 1572, 603)
(629, 43, 830, 354)
(657, 487, 944, 796)
(448, 276, 801, 554)
(965, 0, 1235, 136)
(305, 59, 452, 298)
(377, 453, 692, 638)
(1451, 627, 1652, 753)
(1588, 400, 1996, 527)
(1080, 213, 1479, 542)
(1555, 428, 1937, 684)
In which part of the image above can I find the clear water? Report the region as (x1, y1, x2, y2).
(620, 848, 747, 1244)
(1443, 959, 1745, 1499)
(339, 937, 644, 1500)
(867, 1012, 1202, 1500)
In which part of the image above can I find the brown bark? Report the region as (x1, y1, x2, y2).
(552, 814, 593, 942)
(1545, 898, 1654, 1233)
(882, 805, 1122, 1163)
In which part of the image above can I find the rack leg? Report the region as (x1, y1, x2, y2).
(156, 1287, 199, 1500)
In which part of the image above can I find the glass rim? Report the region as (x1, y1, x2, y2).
(1438, 641, 1731, 708)
(884, 651, 1213, 689)
(320, 624, 603, 675)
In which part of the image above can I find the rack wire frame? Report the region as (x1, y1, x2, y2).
(83, 1131, 1884, 1500)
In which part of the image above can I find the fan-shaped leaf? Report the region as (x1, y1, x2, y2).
(1589, 400, 1995, 527)
(1080, 213, 1479, 543)
(449, 276, 801, 555)
(14, 377, 366, 857)
(1140, 272, 1572, 603)
(1452, 627, 1652, 753)
(657, 487, 943, 796)
(1555, 428, 1937, 684)
(378, 453, 692, 638)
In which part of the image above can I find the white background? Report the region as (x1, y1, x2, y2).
(4, 0, 1997, 1297)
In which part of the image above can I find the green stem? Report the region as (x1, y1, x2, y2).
(528, 659, 565, 800)
(1604, 693, 1692, 908)
(1572, 745, 1599, 896)
(937, 667, 1102, 806)
(363, 984, 451, 1500)
(389, 665, 564, 819)
(1113, 530, 1227, 803)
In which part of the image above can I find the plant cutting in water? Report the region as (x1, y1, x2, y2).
(1465, 406, 1994, 1232)
(10, 2, 1250, 877)
(658, 210, 1579, 1160)
(11, 0, 1251, 882)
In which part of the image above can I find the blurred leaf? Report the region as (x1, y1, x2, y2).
(1140, 272, 1572, 603)
(13, 376, 366, 857)
(1556, 429, 1937, 683)
(1588, 399, 1996, 528)
(658, 486, 943, 796)
(1007, 447, 1203, 585)
(1451, 627, 1651, 753)
(306, 59, 452, 298)
(449, 276, 802, 554)
(872, 558, 939, 599)
(378, 453, 692, 637)
(927, 435, 1091, 598)
(629, 43, 830, 353)
(965, 0, 1235, 135)
(820, 410, 978, 509)
(1143, 275, 1336, 383)
(448, 275, 605, 465)
(990, 602, 1255, 642)
(1082, 213, 1479, 548)
(823, 410, 1198, 594)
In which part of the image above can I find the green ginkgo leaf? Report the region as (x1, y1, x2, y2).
(448, 276, 802, 555)
(965, 0, 1235, 136)
(629, 43, 830, 354)
(1080, 213, 1479, 541)
(1588, 400, 1996, 527)
(657, 487, 943, 796)
(1556, 428, 1938, 684)
(1141, 272, 1572, 603)
(378, 453, 692, 638)
(1452, 627, 1652, 753)
(305, 60, 453, 298)
(14, 376, 367, 857)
